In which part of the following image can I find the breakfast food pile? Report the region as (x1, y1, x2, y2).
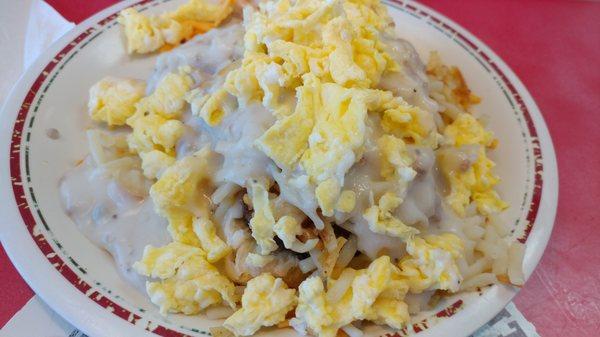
(60, 0, 526, 336)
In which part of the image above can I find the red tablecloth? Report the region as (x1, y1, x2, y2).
(2, 1, 599, 336)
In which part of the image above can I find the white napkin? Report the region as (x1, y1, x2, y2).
(23, 0, 75, 69)
(0, 0, 74, 107)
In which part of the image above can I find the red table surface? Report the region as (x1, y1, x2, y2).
(2, 0, 599, 336)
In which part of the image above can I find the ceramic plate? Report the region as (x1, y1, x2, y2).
(0, 0, 558, 336)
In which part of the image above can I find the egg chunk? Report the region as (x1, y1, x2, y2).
(379, 98, 435, 146)
(247, 179, 278, 255)
(442, 148, 507, 216)
(441, 113, 507, 216)
(291, 276, 337, 337)
(255, 73, 320, 169)
(363, 192, 419, 239)
(444, 113, 494, 147)
(300, 81, 369, 186)
(187, 87, 233, 126)
(164, 207, 230, 264)
(127, 114, 185, 154)
(273, 215, 318, 253)
(291, 256, 410, 337)
(315, 178, 341, 217)
(150, 147, 218, 216)
(239, 0, 398, 91)
(139, 149, 176, 179)
(378, 134, 417, 187)
(399, 233, 464, 293)
(224, 274, 297, 336)
(134, 242, 237, 315)
(88, 77, 146, 126)
(193, 217, 232, 263)
(223, 51, 298, 118)
(125, 69, 191, 155)
(351, 257, 410, 328)
(118, 8, 165, 54)
(170, 0, 233, 25)
(136, 68, 194, 119)
(165, 210, 201, 247)
(335, 190, 356, 213)
(118, 0, 233, 54)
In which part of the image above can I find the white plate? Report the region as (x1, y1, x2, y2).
(0, 0, 558, 336)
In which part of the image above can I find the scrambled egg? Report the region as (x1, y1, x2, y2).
(126, 68, 192, 155)
(240, 0, 398, 90)
(88, 77, 146, 126)
(444, 113, 494, 147)
(399, 233, 464, 293)
(165, 210, 201, 247)
(258, 76, 415, 215)
(378, 135, 416, 185)
(335, 190, 356, 213)
(441, 113, 507, 216)
(379, 96, 435, 146)
(254, 73, 320, 169)
(363, 192, 419, 239)
(170, 0, 234, 24)
(273, 215, 319, 253)
(247, 179, 278, 255)
(127, 115, 184, 155)
(193, 217, 232, 262)
(146, 145, 230, 266)
(224, 273, 297, 336)
(150, 148, 213, 215)
(118, 8, 165, 54)
(139, 149, 176, 179)
(222, 53, 279, 108)
(136, 68, 194, 119)
(351, 257, 410, 328)
(290, 238, 465, 337)
(291, 256, 410, 337)
(187, 87, 232, 126)
(299, 81, 368, 188)
(134, 242, 238, 314)
(290, 277, 332, 336)
(291, 236, 463, 337)
(315, 178, 340, 217)
(118, 0, 233, 54)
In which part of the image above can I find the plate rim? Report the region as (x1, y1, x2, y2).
(0, 0, 558, 336)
